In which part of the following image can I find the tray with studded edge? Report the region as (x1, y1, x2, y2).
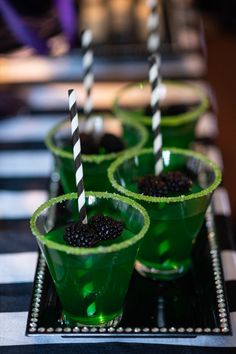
(26, 176, 231, 338)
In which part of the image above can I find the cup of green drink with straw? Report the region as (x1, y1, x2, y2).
(113, 1, 209, 149)
(45, 30, 147, 193)
(31, 89, 150, 326)
(109, 55, 221, 281)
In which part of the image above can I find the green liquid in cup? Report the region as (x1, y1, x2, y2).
(58, 154, 113, 195)
(45, 114, 148, 193)
(30, 192, 149, 326)
(108, 148, 221, 281)
(45, 225, 134, 325)
(113, 81, 209, 148)
(127, 178, 205, 277)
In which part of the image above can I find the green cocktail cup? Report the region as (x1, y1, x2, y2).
(113, 81, 209, 148)
(108, 148, 221, 281)
(30, 192, 149, 326)
(45, 114, 147, 193)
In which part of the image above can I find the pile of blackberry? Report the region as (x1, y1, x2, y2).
(80, 132, 125, 155)
(64, 215, 124, 248)
(138, 171, 192, 197)
(145, 103, 198, 117)
(62, 131, 125, 155)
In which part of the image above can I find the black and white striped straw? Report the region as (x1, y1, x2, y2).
(147, 0, 160, 54)
(81, 29, 94, 119)
(68, 89, 87, 224)
(149, 54, 163, 175)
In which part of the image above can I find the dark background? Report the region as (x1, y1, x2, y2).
(197, 1, 236, 236)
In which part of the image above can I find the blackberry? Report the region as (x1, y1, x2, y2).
(100, 133, 125, 153)
(80, 133, 99, 155)
(138, 175, 169, 197)
(137, 171, 192, 197)
(90, 214, 124, 241)
(64, 222, 97, 248)
(165, 171, 192, 195)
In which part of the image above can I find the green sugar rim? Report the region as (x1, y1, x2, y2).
(108, 148, 222, 204)
(113, 80, 209, 127)
(30, 191, 150, 255)
(45, 114, 148, 164)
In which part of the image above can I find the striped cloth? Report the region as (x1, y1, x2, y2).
(0, 112, 236, 353)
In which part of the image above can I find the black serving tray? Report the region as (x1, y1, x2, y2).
(26, 205, 231, 338)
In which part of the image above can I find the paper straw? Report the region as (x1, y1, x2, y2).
(68, 89, 87, 224)
(148, 54, 163, 175)
(81, 29, 94, 119)
(147, 0, 160, 54)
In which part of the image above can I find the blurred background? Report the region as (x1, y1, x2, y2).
(0, 0, 236, 236)
(197, 0, 236, 237)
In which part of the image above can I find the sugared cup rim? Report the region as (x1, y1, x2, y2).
(108, 147, 222, 204)
(113, 80, 209, 127)
(30, 191, 150, 255)
(45, 114, 148, 164)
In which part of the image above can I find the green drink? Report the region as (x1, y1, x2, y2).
(108, 148, 221, 280)
(30, 192, 149, 326)
(45, 114, 147, 193)
(113, 81, 209, 148)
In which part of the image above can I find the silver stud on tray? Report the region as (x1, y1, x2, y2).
(116, 327, 123, 333)
(55, 327, 63, 333)
(160, 328, 168, 333)
(177, 328, 185, 333)
(142, 327, 150, 333)
(29, 328, 37, 333)
(89, 327, 97, 333)
(169, 327, 176, 333)
(222, 326, 230, 333)
(46, 327, 54, 333)
(125, 327, 132, 333)
(213, 328, 221, 333)
(98, 328, 106, 333)
(63, 327, 72, 333)
(108, 327, 115, 333)
(204, 328, 211, 333)
(38, 327, 45, 333)
(186, 327, 194, 333)
(195, 328, 203, 333)
(151, 327, 159, 333)
(134, 327, 141, 333)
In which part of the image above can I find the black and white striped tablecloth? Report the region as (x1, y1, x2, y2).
(0, 113, 236, 353)
(0, 51, 206, 85)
